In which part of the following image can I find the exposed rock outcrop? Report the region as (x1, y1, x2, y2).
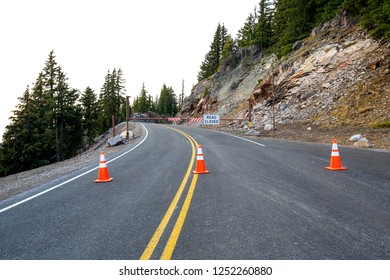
(180, 13, 390, 142)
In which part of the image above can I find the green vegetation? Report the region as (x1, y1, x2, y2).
(197, 23, 234, 81)
(0, 51, 182, 176)
(1, 51, 83, 174)
(198, 0, 390, 79)
(132, 83, 179, 116)
(372, 121, 390, 129)
(0, 51, 129, 176)
(98, 68, 127, 134)
(344, 0, 390, 38)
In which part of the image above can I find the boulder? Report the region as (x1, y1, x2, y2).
(245, 129, 260, 137)
(120, 130, 135, 139)
(292, 40, 303, 51)
(108, 135, 125, 147)
(279, 103, 288, 111)
(353, 138, 372, 148)
(264, 123, 274, 131)
(349, 134, 363, 142)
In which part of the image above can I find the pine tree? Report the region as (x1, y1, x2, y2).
(344, 0, 390, 39)
(221, 35, 235, 64)
(30, 72, 56, 164)
(135, 83, 149, 113)
(115, 68, 126, 122)
(220, 24, 228, 54)
(98, 68, 126, 132)
(132, 96, 139, 113)
(39, 51, 83, 162)
(313, 0, 343, 24)
(198, 23, 231, 81)
(157, 84, 177, 116)
(273, 0, 314, 56)
(2, 72, 55, 174)
(53, 67, 82, 160)
(254, 0, 274, 48)
(0, 144, 4, 176)
(210, 23, 223, 72)
(2, 50, 86, 175)
(2, 86, 36, 174)
(112, 68, 126, 123)
(237, 10, 257, 47)
(80, 87, 99, 146)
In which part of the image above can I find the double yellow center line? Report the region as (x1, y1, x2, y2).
(140, 126, 200, 260)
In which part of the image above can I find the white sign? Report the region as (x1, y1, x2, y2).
(203, 114, 220, 125)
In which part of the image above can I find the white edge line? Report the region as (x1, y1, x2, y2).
(0, 124, 149, 214)
(215, 130, 266, 147)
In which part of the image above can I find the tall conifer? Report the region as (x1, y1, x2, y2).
(80, 87, 99, 146)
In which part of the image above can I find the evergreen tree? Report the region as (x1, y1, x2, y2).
(198, 23, 221, 81)
(30, 72, 56, 164)
(198, 23, 231, 81)
(2, 86, 37, 174)
(157, 84, 177, 116)
(98, 68, 126, 132)
(114, 68, 126, 122)
(0, 144, 4, 176)
(2, 72, 55, 174)
(209, 23, 223, 72)
(1, 50, 85, 175)
(133, 83, 150, 113)
(220, 24, 228, 53)
(343, 0, 390, 39)
(254, 0, 275, 48)
(80, 87, 99, 146)
(148, 94, 155, 112)
(313, 0, 343, 24)
(53, 67, 82, 160)
(273, 0, 314, 56)
(237, 9, 257, 47)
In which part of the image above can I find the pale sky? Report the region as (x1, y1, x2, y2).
(0, 0, 259, 138)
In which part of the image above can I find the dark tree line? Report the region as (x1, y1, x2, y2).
(132, 83, 179, 116)
(198, 0, 390, 81)
(98, 68, 127, 134)
(0, 51, 126, 176)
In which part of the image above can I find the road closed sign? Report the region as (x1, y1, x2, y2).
(203, 114, 220, 125)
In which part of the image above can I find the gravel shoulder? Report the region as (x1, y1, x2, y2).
(251, 124, 390, 150)
(0, 122, 142, 201)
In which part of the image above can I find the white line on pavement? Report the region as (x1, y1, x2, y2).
(0, 124, 149, 214)
(216, 131, 266, 147)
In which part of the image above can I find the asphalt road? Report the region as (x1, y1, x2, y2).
(0, 123, 389, 260)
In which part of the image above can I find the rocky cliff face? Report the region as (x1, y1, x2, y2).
(180, 13, 390, 133)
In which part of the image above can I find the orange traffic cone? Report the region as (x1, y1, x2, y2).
(193, 145, 209, 174)
(95, 151, 114, 182)
(325, 139, 347, 171)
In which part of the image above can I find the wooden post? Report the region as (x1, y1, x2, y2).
(272, 72, 276, 138)
(126, 96, 130, 140)
(112, 115, 115, 137)
(248, 95, 253, 129)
